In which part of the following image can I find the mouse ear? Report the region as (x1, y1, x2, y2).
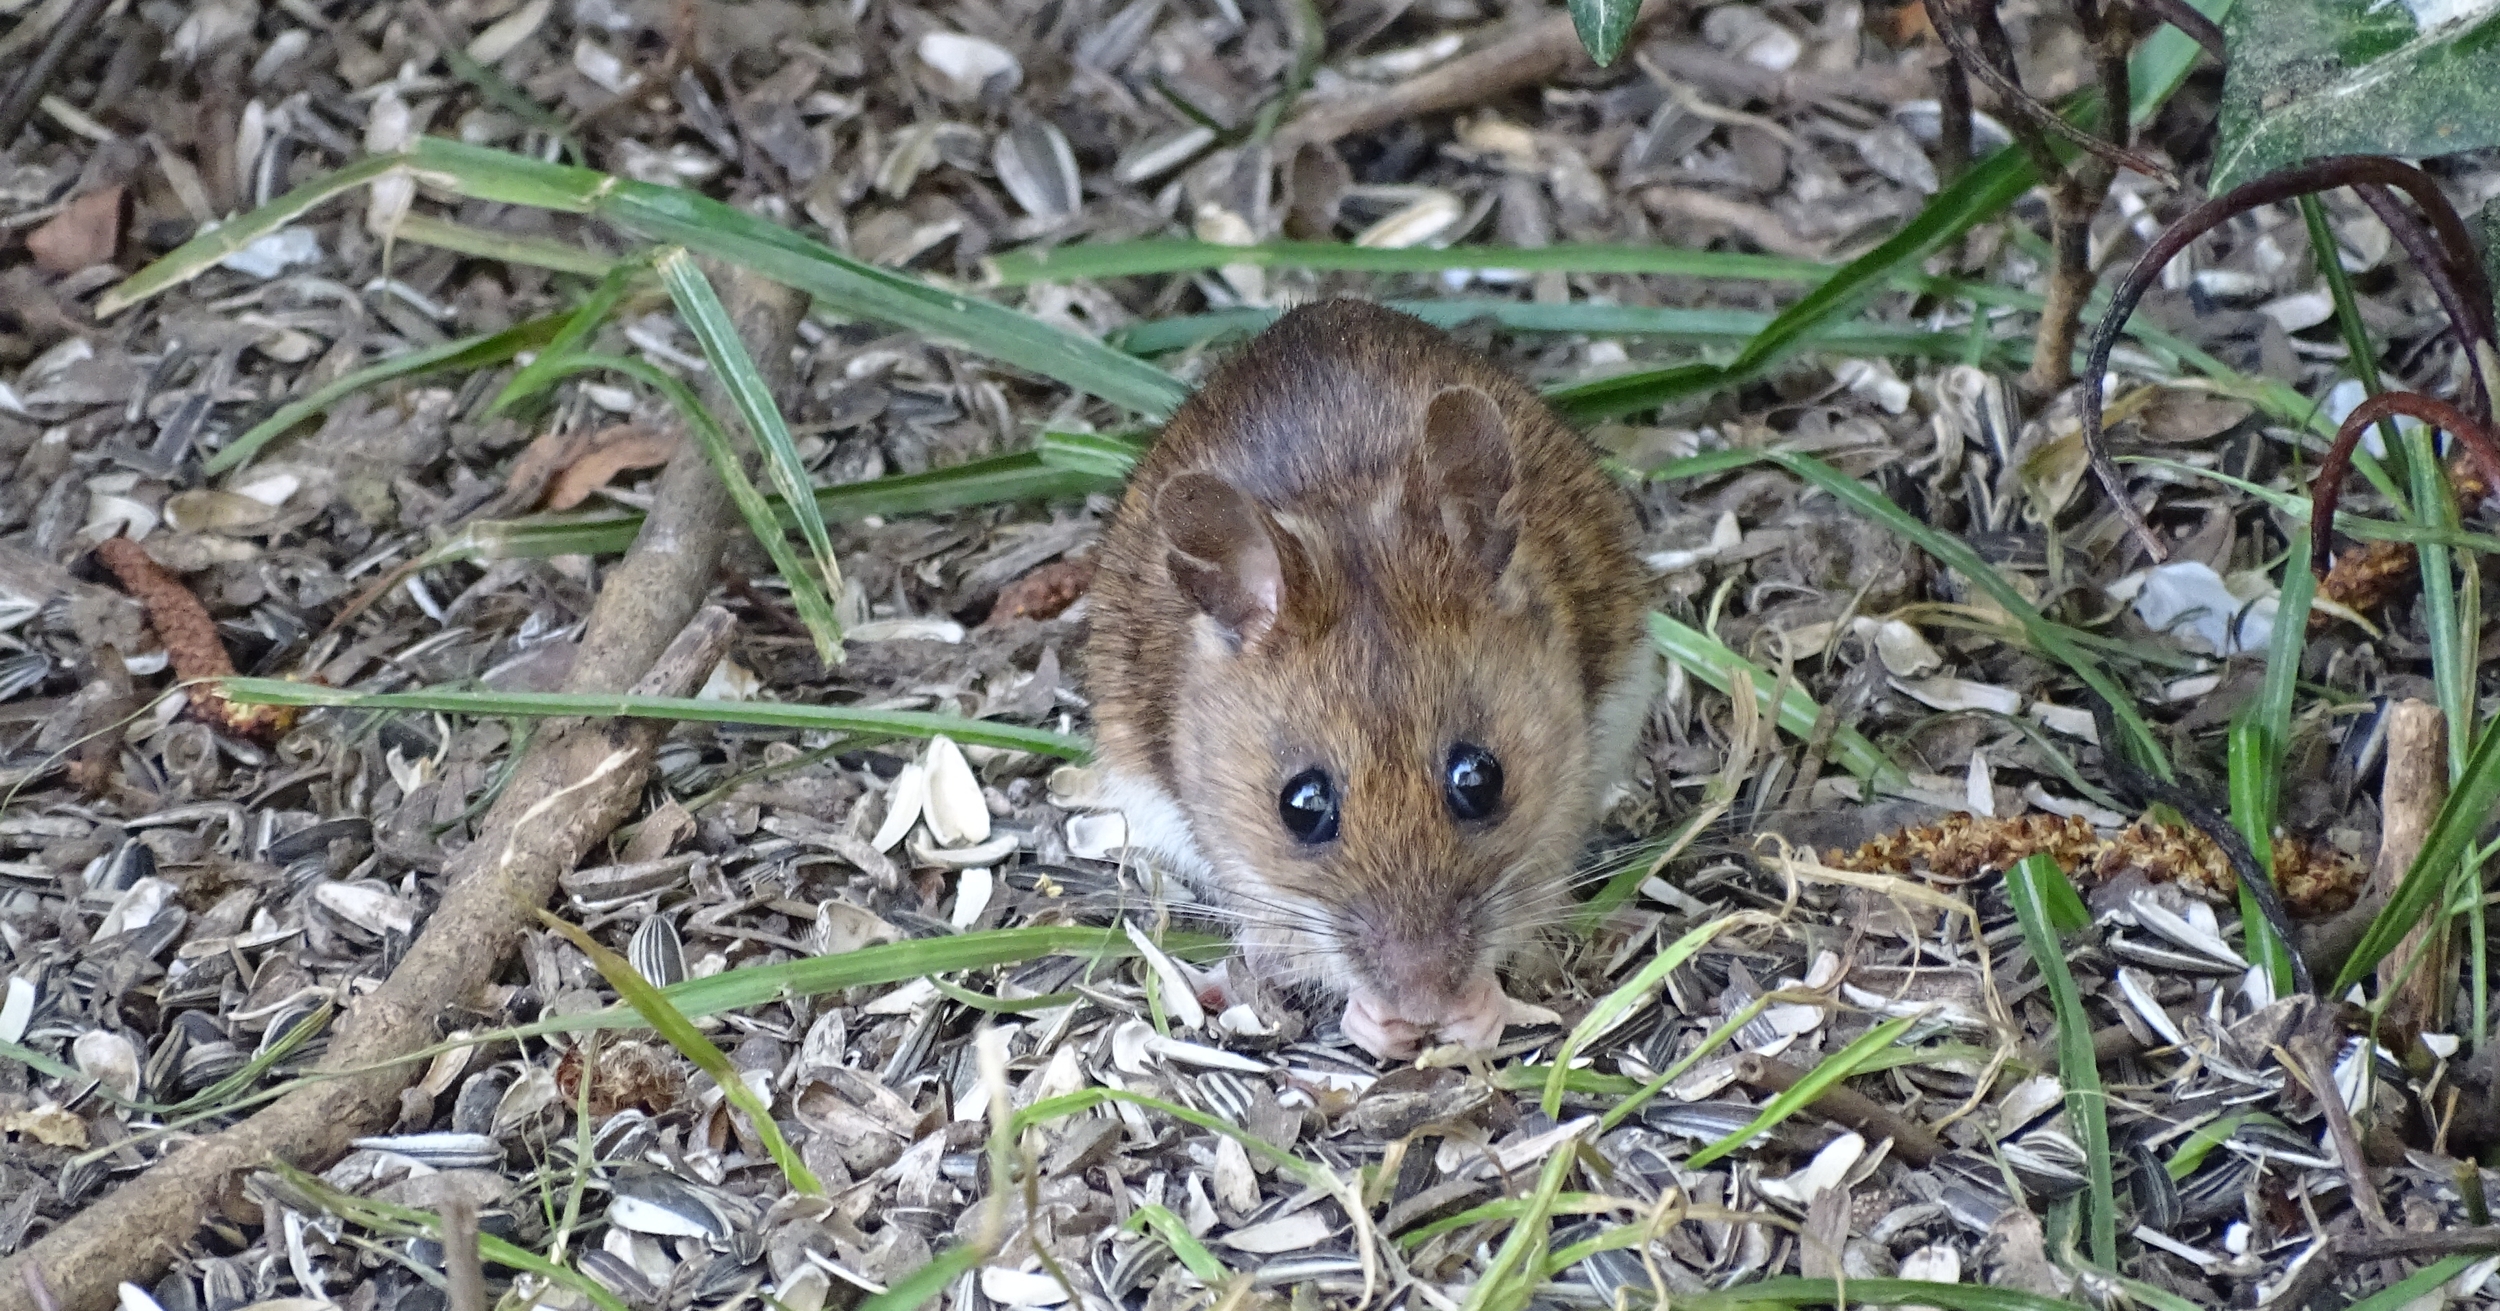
(1158, 472, 1284, 647)
(1410, 385, 1519, 579)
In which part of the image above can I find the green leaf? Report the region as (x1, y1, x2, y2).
(1645, 612, 1908, 789)
(1542, 913, 1753, 1118)
(1122, 1206, 1231, 1285)
(531, 351, 849, 664)
(2213, 0, 2500, 192)
(1684, 1014, 1921, 1169)
(489, 257, 644, 416)
(214, 678, 1090, 759)
(535, 907, 820, 1194)
(856, 1243, 988, 1311)
(655, 249, 847, 660)
(2005, 854, 2116, 1267)
(208, 314, 567, 475)
(1566, 0, 1639, 66)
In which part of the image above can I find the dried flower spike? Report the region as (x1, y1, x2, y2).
(93, 536, 294, 743)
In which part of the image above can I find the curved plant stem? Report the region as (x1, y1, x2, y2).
(2310, 391, 2500, 576)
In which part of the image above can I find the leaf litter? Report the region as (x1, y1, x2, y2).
(0, 1, 2497, 1310)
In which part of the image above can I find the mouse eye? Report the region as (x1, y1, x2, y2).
(1444, 744, 1503, 821)
(1278, 769, 1340, 844)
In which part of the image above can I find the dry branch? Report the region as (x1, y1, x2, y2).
(1274, 0, 1673, 151)
(0, 263, 802, 1311)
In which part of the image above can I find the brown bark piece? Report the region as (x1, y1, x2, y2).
(1274, 0, 1674, 151)
(2371, 700, 2451, 1034)
(0, 263, 802, 1311)
(26, 186, 124, 273)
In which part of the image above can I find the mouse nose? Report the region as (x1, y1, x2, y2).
(1363, 926, 1480, 1020)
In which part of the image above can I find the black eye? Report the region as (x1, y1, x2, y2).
(1445, 744, 1503, 821)
(1278, 769, 1340, 843)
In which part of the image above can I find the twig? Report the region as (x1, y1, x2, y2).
(2083, 155, 2499, 563)
(2136, 0, 2224, 59)
(1729, 1052, 1945, 1165)
(2308, 392, 2500, 577)
(441, 1197, 487, 1311)
(0, 265, 801, 1311)
(2280, 1022, 2393, 1235)
(1919, 0, 2172, 187)
(2353, 184, 2499, 422)
(1274, 0, 1673, 150)
(0, 0, 113, 147)
(2365, 703, 2451, 1033)
(2340, 1226, 2500, 1261)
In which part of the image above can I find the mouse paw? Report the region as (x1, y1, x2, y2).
(1342, 993, 1429, 1062)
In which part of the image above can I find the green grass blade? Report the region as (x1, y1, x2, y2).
(268, 1161, 632, 1311)
(357, 136, 1189, 419)
(1683, 1013, 1920, 1170)
(1122, 1205, 1230, 1284)
(434, 37, 585, 166)
(433, 444, 1124, 565)
(655, 248, 845, 657)
(1646, 612, 1908, 789)
(2005, 853, 2116, 1267)
(489, 258, 644, 416)
(535, 907, 820, 1194)
(857, 1244, 988, 1311)
(214, 678, 1090, 759)
(2342, 1257, 2475, 1311)
(392, 212, 617, 277)
(1764, 449, 2165, 774)
(1461, 1126, 1583, 1311)
(985, 239, 1841, 287)
(95, 153, 407, 315)
(2227, 716, 2299, 997)
(2335, 718, 2500, 991)
(2124, 457, 2500, 556)
(1679, 1278, 2095, 1311)
(1542, 913, 1754, 1118)
(209, 314, 567, 475)
(535, 351, 847, 663)
(1106, 300, 2003, 362)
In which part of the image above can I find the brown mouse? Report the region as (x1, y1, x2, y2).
(1081, 299, 1655, 1061)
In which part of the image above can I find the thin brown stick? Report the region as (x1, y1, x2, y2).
(2371, 702, 2452, 1035)
(2308, 391, 2500, 577)
(1729, 1052, 1945, 1165)
(441, 1197, 488, 1311)
(1936, 54, 1973, 185)
(0, 265, 800, 1311)
(2280, 1025, 2393, 1235)
(2354, 184, 2498, 421)
(2084, 156, 2500, 563)
(1274, 0, 1673, 150)
(0, 0, 113, 147)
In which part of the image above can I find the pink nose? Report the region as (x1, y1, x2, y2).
(1342, 973, 1508, 1060)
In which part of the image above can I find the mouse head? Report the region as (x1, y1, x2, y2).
(1151, 385, 1600, 1041)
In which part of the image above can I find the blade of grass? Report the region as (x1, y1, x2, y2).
(2341, 1256, 2475, 1311)
(1122, 1205, 1231, 1285)
(1105, 301, 2012, 362)
(655, 248, 845, 658)
(391, 211, 618, 277)
(987, 239, 1844, 287)
(535, 906, 820, 1194)
(2128, 457, 2500, 556)
(1646, 612, 1908, 790)
(489, 257, 645, 416)
(1678, 1278, 2095, 1311)
(532, 351, 846, 662)
(96, 152, 410, 314)
(267, 1160, 631, 1311)
(1684, 1013, 1921, 1169)
(433, 35, 585, 166)
(1460, 1126, 1584, 1311)
(2227, 716, 2299, 998)
(214, 678, 1089, 759)
(104, 136, 1193, 420)
(855, 1245, 986, 1311)
(436, 436, 1129, 565)
(208, 313, 566, 475)
(1546, 3, 2218, 422)
(1542, 912, 1761, 1118)
(2005, 852, 2116, 1267)
(1653, 448, 2168, 775)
